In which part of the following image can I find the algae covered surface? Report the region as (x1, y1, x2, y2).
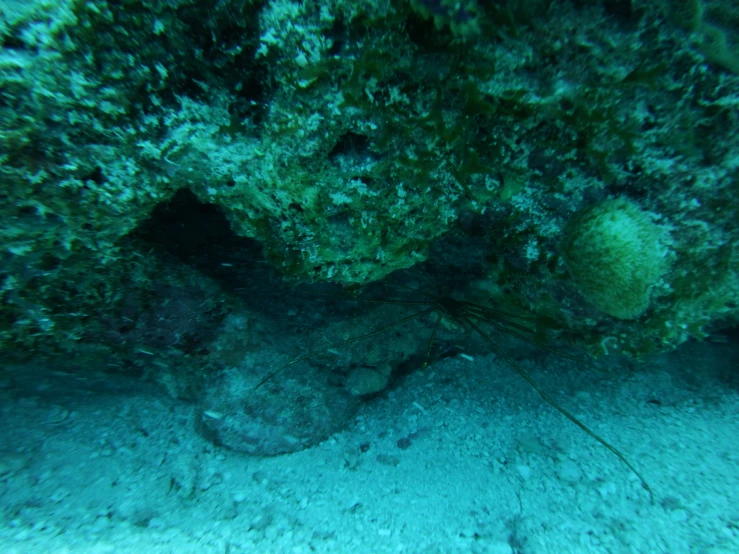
(2, 0, 739, 359)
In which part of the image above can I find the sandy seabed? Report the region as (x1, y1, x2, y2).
(0, 339, 737, 554)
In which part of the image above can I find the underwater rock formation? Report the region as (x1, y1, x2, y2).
(1, 0, 738, 361)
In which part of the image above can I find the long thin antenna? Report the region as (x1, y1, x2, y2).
(465, 316, 654, 504)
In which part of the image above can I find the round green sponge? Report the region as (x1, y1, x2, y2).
(562, 198, 669, 320)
